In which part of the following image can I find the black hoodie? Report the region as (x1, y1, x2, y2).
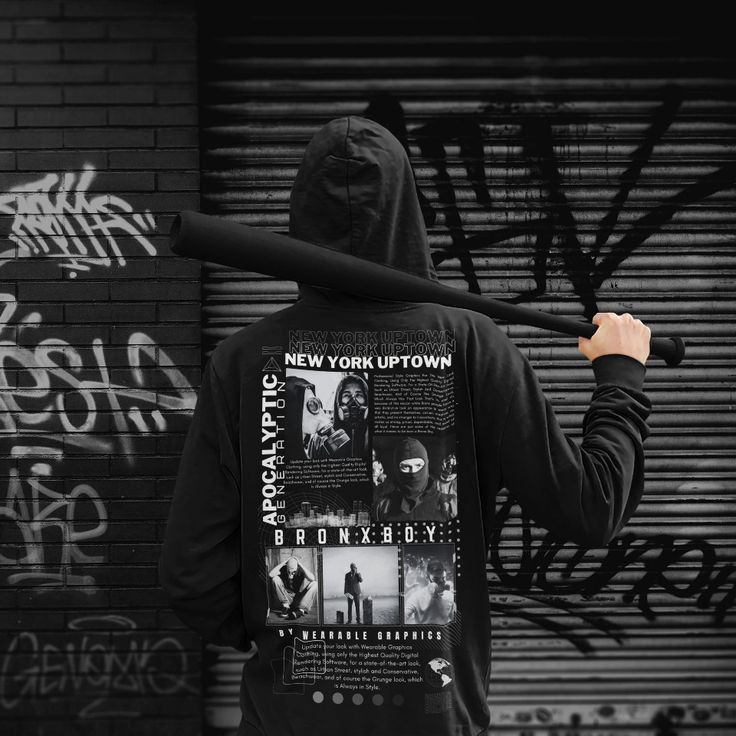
(160, 116, 651, 736)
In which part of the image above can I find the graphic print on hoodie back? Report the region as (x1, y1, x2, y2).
(256, 323, 468, 705)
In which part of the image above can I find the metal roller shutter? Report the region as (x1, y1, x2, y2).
(197, 17, 736, 734)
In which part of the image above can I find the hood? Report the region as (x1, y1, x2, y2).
(289, 116, 438, 282)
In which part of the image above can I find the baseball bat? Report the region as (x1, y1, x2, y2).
(169, 210, 685, 367)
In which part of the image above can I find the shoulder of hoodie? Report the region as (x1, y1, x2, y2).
(204, 302, 305, 384)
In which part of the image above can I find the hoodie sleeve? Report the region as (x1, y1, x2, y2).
(159, 359, 248, 650)
(498, 352, 651, 547)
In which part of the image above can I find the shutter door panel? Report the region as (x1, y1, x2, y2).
(199, 20, 736, 734)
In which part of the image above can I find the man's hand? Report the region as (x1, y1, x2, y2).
(578, 312, 651, 365)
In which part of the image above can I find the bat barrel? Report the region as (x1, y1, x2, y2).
(170, 211, 685, 367)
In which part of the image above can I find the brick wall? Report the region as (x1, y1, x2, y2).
(1, 2, 202, 734)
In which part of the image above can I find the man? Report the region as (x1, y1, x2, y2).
(343, 562, 363, 624)
(268, 555, 318, 620)
(160, 116, 651, 736)
(373, 437, 453, 522)
(405, 558, 456, 625)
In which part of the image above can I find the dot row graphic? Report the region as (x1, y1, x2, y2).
(312, 691, 405, 707)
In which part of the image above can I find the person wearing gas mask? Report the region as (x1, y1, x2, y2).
(405, 558, 456, 625)
(332, 373, 370, 458)
(284, 375, 350, 460)
(373, 437, 454, 522)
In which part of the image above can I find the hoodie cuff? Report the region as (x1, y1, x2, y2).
(592, 354, 646, 391)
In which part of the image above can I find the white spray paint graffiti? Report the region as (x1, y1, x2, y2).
(0, 615, 198, 718)
(0, 167, 197, 715)
(0, 164, 157, 277)
(0, 293, 196, 458)
(0, 292, 196, 586)
(0, 461, 107, 585)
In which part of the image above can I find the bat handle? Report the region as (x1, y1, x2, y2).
(650, 336, 686, 367)
(575, 322, 686, 367)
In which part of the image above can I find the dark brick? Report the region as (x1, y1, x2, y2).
(74, 476, 156, 498)
(109, 456, 182, 476)
(156, 171, 200, 191)
(17, 323, 109, 345)
(62, 41, 155, 62)
(156, 86, 197, 105)
(110, 586, 167, 607)
(0, 109, 15, 127)
(67, 566, 158, 587)
(156, 258, 202, 281)
(62, 1, 157, 17)
(15, 62, 105, 83)
(0, 259, 65, 281)
(2, 128, 64, 148)
(151, 345, 201, 366)
(109, 365, 198, 388)
(156, 433, 191, 455)
(17, 149, 107, 171)
(62, 435, 159, 457)
(0, 1, 62, 18)
(110, 281, 198, 301)
(66, 258, 156, 280)
(17, 106, 106, 127)
(0, 84, 63, 105)
(0, 151, 16, 169)
(111, 324, 200, 347)
(63, 127, 155, 148)
(108, 106, 198, 127)
(14, 19, 105, 40)
(1, 610, 65, 630)
(0, 42, 61, 62)
(17, 280, 108, 301)
(64, 84, 156, 105)
(18, 587, 108, 608)
(108, 63, 196, 84)
(108, 148, 199, 171)
(108, 19, 196, 40)
(103, 522, 158, 542)
(8, 302, 65, 323)
(64, 301, 157, 323)
(109, 544, 164, 564)
(155, 40, 197, 62)
(158, 301, 200, 320)
(108, 499, 172, 518)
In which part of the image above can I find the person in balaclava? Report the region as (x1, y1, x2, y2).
(331, 373, 370, 458)
(373, 437, 451, 522)
(161, 115, 652, 736)
(284, 375, 350, 460)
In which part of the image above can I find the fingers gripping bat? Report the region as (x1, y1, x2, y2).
(169, 210, 685, 367)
